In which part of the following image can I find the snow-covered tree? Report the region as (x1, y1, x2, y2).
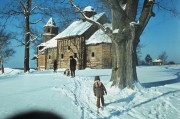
(158, 51, 168, 65)
(145, 54, 152, 65)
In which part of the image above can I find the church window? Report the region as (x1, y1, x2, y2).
(61, 54, 64, 59)
(49, 55, 51, 59)
(47, 28, 50, 32)
(68, 46, 70, 50)
(39, 46, 44, 50)
(74, 53, 77, 58)
(92, 52, 95, 57)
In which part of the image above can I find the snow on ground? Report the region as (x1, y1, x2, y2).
(0, 65, 180, 119)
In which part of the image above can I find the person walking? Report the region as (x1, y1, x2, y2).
(93, 76, 107, 113)
(53, 59, 58, 72)
(69, 56, 76, 77)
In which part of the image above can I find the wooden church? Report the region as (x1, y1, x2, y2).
(37, 6, 112, 70)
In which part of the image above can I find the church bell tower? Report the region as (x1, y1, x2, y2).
(43, 17, 58, 42)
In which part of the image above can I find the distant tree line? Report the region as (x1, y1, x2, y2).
(137, 51, 176, 66)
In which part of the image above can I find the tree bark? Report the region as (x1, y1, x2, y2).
(1, 59, 4, 74)
(23, 0, 31, 72)
(111, 26, 137, 89)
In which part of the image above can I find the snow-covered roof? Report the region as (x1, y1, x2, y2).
(86, 23, 112, 45)
(44, 17, 56, 27)
(37, 35, 58, 51)
(56, 12, 105, 39)
(153, 59, 163, 63)
(38, 12, 106, 51)
(37, 42, 46, 47)
(83, 6, 96, 12)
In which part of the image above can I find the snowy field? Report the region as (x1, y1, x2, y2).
(0, 65, 180, 119)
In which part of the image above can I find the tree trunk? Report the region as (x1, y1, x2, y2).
(24, 15, 30, 72)
(1, 58, 4, 74)
(2, 63, 4, 74)
(109, 0, 154, 89)
(0, 56, 4, 74)
(111, 33, 138, 89)
(23, 1, 31, 72)
(110, 2, 138, 88)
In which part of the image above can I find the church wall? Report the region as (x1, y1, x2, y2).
(37, 54, 45, 70)
(43, 35, 55, 42)
(57, 36, 85, 70)
(86, 43, 112, 69)
(101, 44, 112, 68)
(45, 48, 57, 69)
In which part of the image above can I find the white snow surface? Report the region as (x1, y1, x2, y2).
(0, 65, 180, 119)
(86, 27, 112, 45)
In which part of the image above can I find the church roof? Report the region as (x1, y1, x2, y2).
(44, 17, 56, 27)
(56, 12, 105, 39)
(37, 35, 58, 51)
(86, 23, 112, 45)
(153, 59, 163, 63)
(38, 12, 107, 51)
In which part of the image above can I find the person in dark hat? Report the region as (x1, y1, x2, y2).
(69, 56, 76, 77)
(53, 59, 58, 72)
(93, 76, 107, 113)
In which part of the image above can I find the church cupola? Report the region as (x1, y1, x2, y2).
(43, 17, 58, 42)
(83, 6, 96, 18)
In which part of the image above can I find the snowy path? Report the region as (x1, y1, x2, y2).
(52, 68, 180, 119)
(0, 66, 180, 119)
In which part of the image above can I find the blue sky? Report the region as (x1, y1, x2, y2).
(140, 3, 180, 63)
(1, 0, 180, 68)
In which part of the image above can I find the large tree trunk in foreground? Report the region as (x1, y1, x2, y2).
(111, 26, 138, 89)
(110, 0, 154, 89)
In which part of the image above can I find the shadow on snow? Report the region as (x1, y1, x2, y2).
(103, 89, 180, 119)
(142, 71, 180, 88)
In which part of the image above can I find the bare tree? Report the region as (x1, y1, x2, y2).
(0, 29, 15, 74)
(0, 0, 70, 72)
(0, 0, 44, 72)
(158, 51, 168, 64)
(145, 54, 152, 65)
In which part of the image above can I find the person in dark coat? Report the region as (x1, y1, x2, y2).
(93, 76, 107, 113)
(69, 56, 76, 77)
(53, 59, 58, 72)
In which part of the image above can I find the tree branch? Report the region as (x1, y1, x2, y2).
(154, 2, 180, 16)
(30, 19, 42, 24)
(125, 0, 139, 21)
(18, 0, 27, 15)
(138, 0, 155, 38)
(68, 0, 112, 38)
